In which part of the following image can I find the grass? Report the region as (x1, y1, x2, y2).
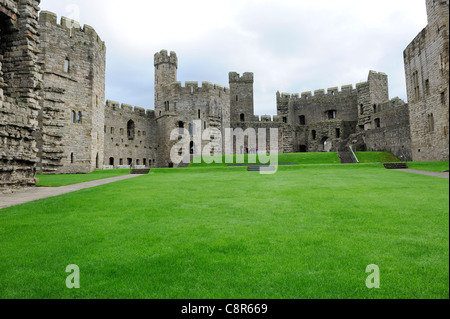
(36, 169, 131, 187)
(189, 152, 340, 167)
(0, 164, 448, 299)
(355, 152, 400, 163)
(407, 161, 449, 173)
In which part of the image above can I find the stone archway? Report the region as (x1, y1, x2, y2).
(321, 137, 332, 152)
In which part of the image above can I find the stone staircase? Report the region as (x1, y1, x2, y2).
(383, 163, 408, 170)
(338, 150, 354, 164)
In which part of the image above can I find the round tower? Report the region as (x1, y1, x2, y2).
(154, 50, 178, 111)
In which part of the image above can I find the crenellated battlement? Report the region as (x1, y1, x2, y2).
(105, 100, 155, 118)
(161, 81, 229, 95)
(229, 72, 254, 83)
(39, 11, 106, 51)
(154, 50, 178, 68)
(277, 83, 357, 101)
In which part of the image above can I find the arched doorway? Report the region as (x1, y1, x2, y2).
(127, 120, 135, 140)
(109, 157, 114, 166)
(321, 137, 332, 152)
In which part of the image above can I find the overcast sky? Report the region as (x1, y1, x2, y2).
(40, 0, 428, 115)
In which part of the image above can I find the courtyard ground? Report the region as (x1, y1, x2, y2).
(0, 161, 448, 299)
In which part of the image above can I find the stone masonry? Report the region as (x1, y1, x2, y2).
(404, 0, 449, 161)
(0, 0, 42, 192)
(37, 11, 106, 174)
(1, 0, 448, 192)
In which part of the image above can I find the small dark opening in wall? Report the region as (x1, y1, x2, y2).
(299, 145, 307, 153)
(70, 153, 74, 164)
(240, 114, 245, 122)
(109, 157, 114, 166)
(283, 117, 287, 123)
(299, 115, 306, 126)
(312, 130, 317, 140)
(127, 158, 132, 166)
(375, 118, 381, 128)
(169, 163, 174, 168)
(336, 128, 341, 138)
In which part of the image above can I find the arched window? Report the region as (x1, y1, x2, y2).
(373, 104, 377, 113)
(77, 111, 82, 124)
(127, 120, 135, 140)
(71, 110, 76, 123)
(70, 152, 74, 164)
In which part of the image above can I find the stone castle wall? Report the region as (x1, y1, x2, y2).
(37, 11, 106, 174)
(0, 0, 42, 192)
(404, 0, 449, 161)
(103, 101, 157, 168)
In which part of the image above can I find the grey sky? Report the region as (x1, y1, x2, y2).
(40, 0, 428, 115)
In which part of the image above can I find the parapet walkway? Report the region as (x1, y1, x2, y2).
(0, 174, 143, 210)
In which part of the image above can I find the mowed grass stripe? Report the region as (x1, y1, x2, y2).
(0, 165, 448, 299)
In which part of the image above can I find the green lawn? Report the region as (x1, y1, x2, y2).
(36, 169, 131, 187)
(355, 152, 400, 163)
(189, 152, 340, 167)
(1, 164, 448, 299)
(407, 161, 449, 173)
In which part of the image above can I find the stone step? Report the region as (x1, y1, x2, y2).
(247, 166, 276, 172)
(130, 169, 151, 175)
(383, 163, 408, 170)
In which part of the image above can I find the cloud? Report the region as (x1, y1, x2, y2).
(40, 0, 428, 115)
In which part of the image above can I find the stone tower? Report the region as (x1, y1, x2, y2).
(229, 72, 255, 123)
(154, 50, 178, 111)
(404, 0, 449, 161)
(357, 71, 390, 131)
(0, 0, 42, 191)
(37, 11, 106, 174)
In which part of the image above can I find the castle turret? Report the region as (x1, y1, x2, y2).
(229, 72, 254, 123)
(154, 50, 178, 111)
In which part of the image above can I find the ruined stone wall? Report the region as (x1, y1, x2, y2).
(361, 98, 412, 161)
(37, 11, 106, 174)
(277, 85, 358, 126)
(404, 0, 449, 161)
(104, 101, 156, 168)
(0, 0, 42, 192)
(356, 71, 390, 131)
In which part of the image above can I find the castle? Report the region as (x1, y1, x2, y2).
(1, 0, 448, 191)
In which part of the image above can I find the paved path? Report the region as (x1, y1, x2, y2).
(396, 169, 449, 179)
(0, 175, 143, 210)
